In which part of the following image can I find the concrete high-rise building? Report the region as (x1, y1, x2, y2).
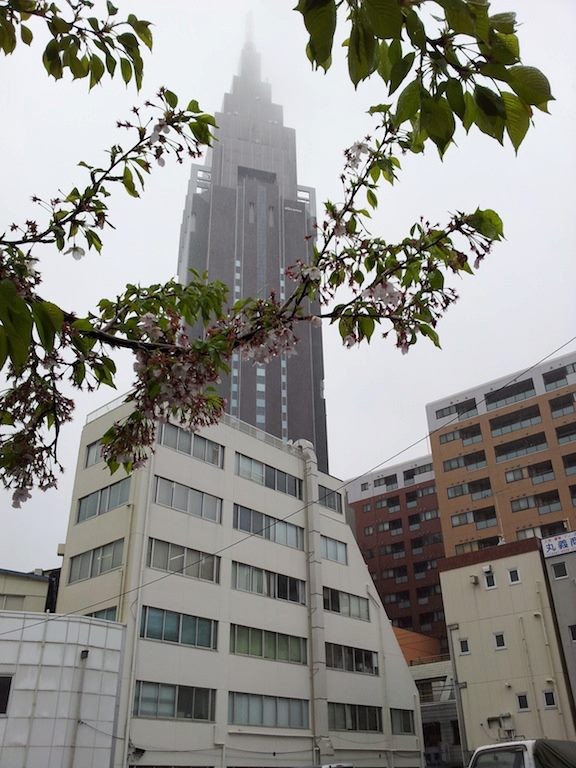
(56, 398, 423, 768)
(178, 39, 329, 471)
(427, 351, 576, 556)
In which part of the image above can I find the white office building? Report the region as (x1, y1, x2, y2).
(56, 398, 423, 768)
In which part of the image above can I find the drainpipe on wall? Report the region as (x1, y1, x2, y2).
(296, 439, 331, 766)
(446, 623, 469, 766)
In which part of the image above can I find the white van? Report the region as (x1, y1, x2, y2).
(468, 740, 576, 768)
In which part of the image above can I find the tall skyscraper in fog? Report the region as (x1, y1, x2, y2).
(178, 38, 329, 471)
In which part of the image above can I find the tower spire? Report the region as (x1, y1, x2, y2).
(239, 13, 260, 83)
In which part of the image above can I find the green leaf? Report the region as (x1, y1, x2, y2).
(418, 323, 440, 347)
(364, 0, 403, 40)
(120, 57, 132, 84)
(0, 280, 33, 370)
(507, 66, 554, 108)
(474, 85, 506, 119)
(89, 55, 105, 89)
(295, 0, 337, 70)
(489, 11, 516, 34)
(106, 1, 119, 15)
(467, 208, 504, 240)
(358, 315, 375, 342)
(405, 9, 426, 50)
(20, 24, 33, 45)
(42, 39, 63, 79)
(376, 40, 391, 84)
(348, 11, 378, 86)
(164, 89, 178, 109)
(421, 96, 455, 154)
(367, 188, 378, 209)
(445, 78, 465, 120)
(389, 51, 415, 95)
(463, 91, 476, 131)
(490, 32, 520, 66)
(128, 15, 153, 50)
(393, 79, 421, 127)
(502, 91, 531, 152)
(122, 165, 139, 197)
(31, 301, 63, 353)
(437, 0, 474, 35)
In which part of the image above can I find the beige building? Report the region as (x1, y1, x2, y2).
(439, 538, 576, 756)
(427, 352, 576, 556)
(0, 568, 50, 612)
(57, 399, 424, 768)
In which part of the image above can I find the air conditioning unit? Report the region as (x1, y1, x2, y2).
(469, 575, 479, 585)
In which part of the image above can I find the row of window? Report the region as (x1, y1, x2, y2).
(86, 432, 343, 510)
(360, 464, 433, 493)
(132, 681, 408, 734)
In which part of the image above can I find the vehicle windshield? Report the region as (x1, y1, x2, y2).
(471, 748, 526, 768)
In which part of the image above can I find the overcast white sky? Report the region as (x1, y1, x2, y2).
(1, 1, 575, 571)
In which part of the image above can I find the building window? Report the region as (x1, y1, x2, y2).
(329, 702, 382, 732)
(459, 639, 470, 654)
(364, 525, 374, 536)
(485, 571, 496, 589)
(543, 690, 557, 708)
(550, 393, 575, 418)
(86, 606, 117, 621)
(233, 504, 304, 549)
(489, 404, 541, 437)
(133, 681, 215, 721)
(85, 440, 103, 467)
(557, 424, 576, 445)
(228, 691, 308, 728)
(69, 539, 124, 583)
(140, 606, 217, 650)
(563, 453, 576, 476)
(235, 453, 302, 498)
(506, 468, 524, 483)
(508, 568, 520, 584)
(544, 367, 569, 391)
(440, 429, 460, 444)
(231, 562, 306, 605)
(517, 693, 529, 711)
(390, 708, 415, 735)
(323, 587, 369, 621)
(362, 503, 371, 513)
(0, 594, 25, 610)
(157, 423, 224, 467)
(0, 676, 12, 714)
(230, 624, 306, 664)
(495, 433, 548, 463)
(485, 379, 535, 410)
(569, 625, 576, 641)
(320, 536, 348, 564)
(318, 485, 343, 513)
(403, 463, 434, 483)
(360, 482, 369, 491)
(552, 561, 568, 579)
(77, 477, 131, 523)
(155, 477, 222, 522)
(494, 632, 506, 649)
(147, 538, 220, 583)
(325, 642, 378, 675)
(248, 202, 255, 224)
(435, 399, 477, 420)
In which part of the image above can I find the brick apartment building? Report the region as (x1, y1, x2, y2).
(347, 458, 447, 648)
(427, 351, 576, 556)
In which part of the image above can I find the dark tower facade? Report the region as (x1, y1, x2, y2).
(178, 40, 329, 471)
